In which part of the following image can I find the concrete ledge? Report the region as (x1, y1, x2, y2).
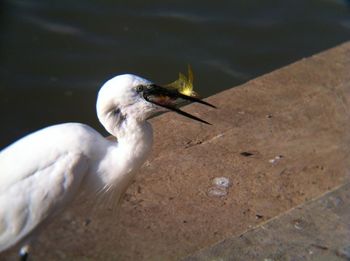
(183, 183, 350, 261)
(1, 42, 350, 260)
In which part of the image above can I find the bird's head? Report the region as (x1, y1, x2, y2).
(97, 74, 214, 135)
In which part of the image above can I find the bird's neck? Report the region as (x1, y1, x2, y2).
(88, 118, 153, 195)
(114, 119, 153, 174)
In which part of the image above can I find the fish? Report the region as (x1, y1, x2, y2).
(165, 65, 198, 97)
(146, 65, 215, 123)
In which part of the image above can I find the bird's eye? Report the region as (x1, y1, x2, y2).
(136, 85, 144, 92)
(113, 108, 121, 115)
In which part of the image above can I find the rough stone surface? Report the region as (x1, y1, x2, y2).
(183, 183, 350, 261)
(1, 42, 350, 260)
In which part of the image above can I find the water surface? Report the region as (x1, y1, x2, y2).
(1, 0, 350, 147)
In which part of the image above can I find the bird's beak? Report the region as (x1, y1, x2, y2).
(143, 84, 216, 124)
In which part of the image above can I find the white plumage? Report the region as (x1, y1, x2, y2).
(0, 74, 213, 259)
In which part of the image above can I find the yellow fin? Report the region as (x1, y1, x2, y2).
(166, 65, 197, 97)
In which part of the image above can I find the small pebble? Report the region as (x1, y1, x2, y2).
(293, 219, 304, 230)
(212, 177, 231, 188)
(208, 177, 232, 198)
(207, 187, 228, 197)
(269, 155, 283, 164)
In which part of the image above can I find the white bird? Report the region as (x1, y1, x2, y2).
(0, 74, 214, 260)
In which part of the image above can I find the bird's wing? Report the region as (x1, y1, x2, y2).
(0, 125, 92, 252)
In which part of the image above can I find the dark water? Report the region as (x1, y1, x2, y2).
(1, 0, 350, 147)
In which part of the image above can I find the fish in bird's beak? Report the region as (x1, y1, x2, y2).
(143, 66, 216, 124)
(143, 84, 216, 124)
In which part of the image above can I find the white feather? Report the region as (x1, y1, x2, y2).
(0, 74, 155, 252)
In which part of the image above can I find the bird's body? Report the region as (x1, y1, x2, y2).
(0, 73, 214, 259)
(0, 121, 152, 252)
